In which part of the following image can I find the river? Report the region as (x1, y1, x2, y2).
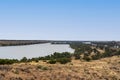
(0, 43, 74, 59)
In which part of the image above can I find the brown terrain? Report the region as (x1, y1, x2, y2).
(0, 56, 120, 80)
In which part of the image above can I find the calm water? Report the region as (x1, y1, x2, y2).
(0, 43, 74, 59)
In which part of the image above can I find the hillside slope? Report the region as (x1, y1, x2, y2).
(0, 56, 120, 80)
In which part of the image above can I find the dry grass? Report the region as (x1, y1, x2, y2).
(0, 56, 120, 80)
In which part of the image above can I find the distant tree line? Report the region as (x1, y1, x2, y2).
(0, 40, 49, 46)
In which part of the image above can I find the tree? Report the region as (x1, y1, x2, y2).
(83, 55, 91, 62)
(57, 58, 71, 64)
(74, 53, 81, 60)
(20, 57, 28, 62)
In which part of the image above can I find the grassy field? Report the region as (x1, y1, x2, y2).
(0, 56, 120, 80)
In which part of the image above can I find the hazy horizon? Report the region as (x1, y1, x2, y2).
(0, 39, 120, 42)
(0, 0, 120, 41)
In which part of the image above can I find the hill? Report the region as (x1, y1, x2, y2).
(0, 56, 120, 80)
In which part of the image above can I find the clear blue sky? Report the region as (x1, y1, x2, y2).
(0, 0, 120, 41)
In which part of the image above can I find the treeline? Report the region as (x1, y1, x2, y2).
(0, 40, 49, 46)
(0, 52, 72, 65)
(27, 52, 72, 64)
(92, 41, 120, 48)
(0, 59, 19, 65)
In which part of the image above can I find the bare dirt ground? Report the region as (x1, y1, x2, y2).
(0, 56, 120, 80)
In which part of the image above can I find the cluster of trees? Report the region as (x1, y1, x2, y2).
(46, 52, 72, 64)
(92, 48, 120, 60)
(70, 43, 93, 60)
(70, 43, 92, 53)
(0, 52, 72, 65)
(41, 52, 72, 64)
(70, 42, 120, 61)
(0, 59, 19, 65)
(48, 58, 71, 64)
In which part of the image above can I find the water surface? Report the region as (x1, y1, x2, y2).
(0, 43, 74, 59)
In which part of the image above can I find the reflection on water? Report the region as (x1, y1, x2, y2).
(0, 43, 74, 59)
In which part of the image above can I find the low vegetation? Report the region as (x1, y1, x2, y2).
(48, 59, 56, 64)
(0, 56, 120, 80)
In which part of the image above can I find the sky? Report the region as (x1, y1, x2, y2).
(0, 0, 120, 41)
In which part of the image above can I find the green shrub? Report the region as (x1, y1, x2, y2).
(37, 65, 48, 70)
(74, 53, 81, 60)
(57, 58, 71, 64)
(48, 59, 56, 64)
(83, 56, 91, 62)
(42, 66, 48, 70)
